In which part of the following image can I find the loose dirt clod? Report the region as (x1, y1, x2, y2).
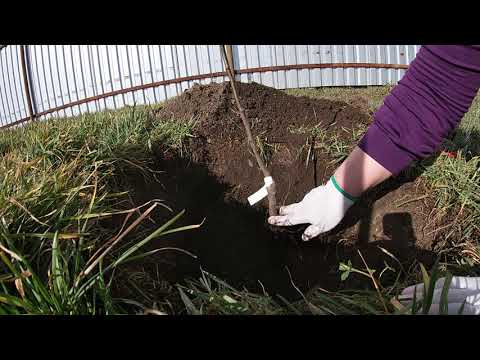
(119, 82, 441, 300)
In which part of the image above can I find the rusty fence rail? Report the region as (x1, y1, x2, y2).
(0, 45, 418, 129)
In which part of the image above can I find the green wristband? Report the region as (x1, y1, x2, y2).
(330, 176, 360, 203)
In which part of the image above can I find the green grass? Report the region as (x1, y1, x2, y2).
(176, 256, 464, 315)
(418, 151, 480, 245)
(255, 134, 278, 166)
(285, 85, 394, 114)
(0, 105, 200, 314)
(177, 269, 292, 315)
(149, 115, 197, 156)
(286, 87, 377, 166)
(400, 94, 480, 266)
(288, 121, 367, 165)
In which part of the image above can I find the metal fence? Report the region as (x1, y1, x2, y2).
(0, 45, 420, 129)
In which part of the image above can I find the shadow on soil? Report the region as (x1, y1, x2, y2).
(108, 143, 442, 302)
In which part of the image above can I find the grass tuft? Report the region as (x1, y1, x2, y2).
(0, 105, 200, 314)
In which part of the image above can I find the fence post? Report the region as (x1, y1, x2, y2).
(19, 45, 36, 122)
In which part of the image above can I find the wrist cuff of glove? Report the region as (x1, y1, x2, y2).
(330, 176, 360, 203)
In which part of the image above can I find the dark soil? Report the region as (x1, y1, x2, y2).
(111, 82, 442, 303)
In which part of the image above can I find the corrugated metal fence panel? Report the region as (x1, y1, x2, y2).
(235, 45, 420, 88)
(1, 45, 420, 128)
(0, 45, 29, 126)
(24, 45, 226, 122)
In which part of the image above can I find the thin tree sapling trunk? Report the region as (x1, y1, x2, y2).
(220, 45, 278, 217)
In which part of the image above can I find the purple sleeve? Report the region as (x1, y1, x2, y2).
(358, 45, 480, 175)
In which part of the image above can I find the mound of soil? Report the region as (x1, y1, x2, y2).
(155, 81, 362, 204)
(114, 82, 441, 302)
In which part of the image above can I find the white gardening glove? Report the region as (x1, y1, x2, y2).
(398, 276, 480, 315)
(268, 178, 356, 241)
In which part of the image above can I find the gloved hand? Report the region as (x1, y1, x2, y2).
(398, 276, 480, 315)
(268, 177, 356, 241)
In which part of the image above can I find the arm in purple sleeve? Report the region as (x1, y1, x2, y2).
(268, 46, 480, 239)
(358, 45, 480, 176)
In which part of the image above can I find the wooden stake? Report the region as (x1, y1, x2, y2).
(220, 45, 278, 216)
